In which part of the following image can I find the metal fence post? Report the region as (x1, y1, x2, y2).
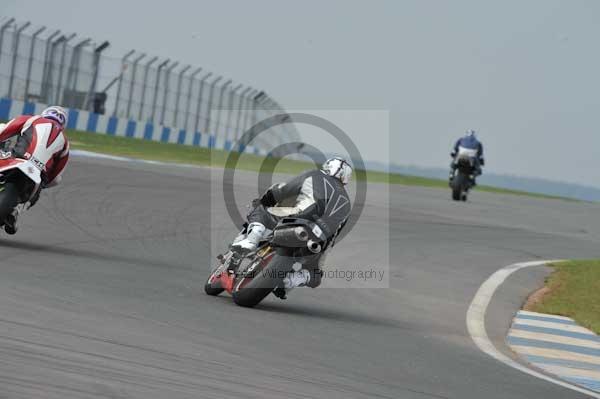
(39, 30, 60, 102)
(160, 61, 178, 125)
(239, 89, 258, 148)
(183, 67, 202, 131)
(54, 33, 76, 104)
(7, 21, 31, 98)
(63, 37, 90, 105)
(126, 52, 145, 119)
(234, 86, 251, 142)
(23, 26, 45, 101)
(172, 64, 190, 127)
(85, 40, 109, 111)
(194, 72, 213, 134)
(202, 75, 223, 135)
(251, 91, 266, 129)
(138, 56, 157, 120)
(43, 34, 66, 103)
(149, 58, 169, 122)
(112, 49, 135, 116)
(242, 89, 258, 135)
(0, 18, 15, 65)
(225, 83, 242, 144)
(213, 79, 231, 139)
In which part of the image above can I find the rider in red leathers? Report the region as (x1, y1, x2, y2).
(0, 106, 70, 234)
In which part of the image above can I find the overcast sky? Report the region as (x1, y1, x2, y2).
(4, 0, 600, 187)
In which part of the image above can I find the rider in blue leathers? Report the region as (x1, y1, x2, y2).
(449, 129, 485, 184)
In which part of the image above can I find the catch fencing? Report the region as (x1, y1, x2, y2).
(0, 17, 301, 156)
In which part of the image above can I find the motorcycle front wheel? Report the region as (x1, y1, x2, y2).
(204, 264, 226, 296)
(0, 183, 19, 223)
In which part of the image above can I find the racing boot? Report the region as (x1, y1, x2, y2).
(283, 269, 311, 289)
(274, 267, 311, 299)
(273, 287, 287, 300)
(231, 222, 266, 253)
(468, 174, 477, 187)
(231, 230, 246, 246)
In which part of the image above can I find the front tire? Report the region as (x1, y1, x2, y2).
(204, 267, 225, 296)
(0, 183, 19, 224)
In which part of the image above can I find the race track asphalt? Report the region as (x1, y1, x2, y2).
(1, 155, 599, 399)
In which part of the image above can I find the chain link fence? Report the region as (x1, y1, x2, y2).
(0, 17, 301, 156)
(111, 54, 301, 155)
(0, 19, 105, 111)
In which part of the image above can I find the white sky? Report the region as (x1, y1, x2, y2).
(4, 0, 600, 187)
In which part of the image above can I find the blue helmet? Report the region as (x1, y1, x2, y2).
(465, 129, 477, 138)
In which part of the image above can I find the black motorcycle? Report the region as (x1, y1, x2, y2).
(450, 149, 478, 202)
(204, 217, 325, 308)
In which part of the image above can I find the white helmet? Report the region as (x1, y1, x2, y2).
(321, 157, 353, 185)
(41, 106, 68, 127)
(465, 129, 477, 138)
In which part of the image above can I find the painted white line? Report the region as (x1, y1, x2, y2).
(71, 150, 132, 162)
(70, 149, 206, 170)
(466, 260, 600, 398)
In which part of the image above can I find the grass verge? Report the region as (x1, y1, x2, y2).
(69, 129, 567, 199)
(526, 260, 600, 334)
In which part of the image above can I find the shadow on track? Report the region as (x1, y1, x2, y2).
(241, 300, 408, 329)
(0, 239, 192, 271)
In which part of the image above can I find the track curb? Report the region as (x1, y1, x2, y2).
(466, 260, 600, 398)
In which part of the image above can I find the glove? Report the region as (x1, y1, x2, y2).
(312, 217, 332, 240)
(260, 189, 277, 207)
(480, 158, 485, 166)
(450, 152, 456, 158)
(251, 198, 262, 209)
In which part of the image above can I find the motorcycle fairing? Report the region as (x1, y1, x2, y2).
(0, 158, 42, 185)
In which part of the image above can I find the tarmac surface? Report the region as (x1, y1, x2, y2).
(1, 155, 600, 398)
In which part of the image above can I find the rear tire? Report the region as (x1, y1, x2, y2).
(0, 183, 19, 224)
(232, 256, 290, 308)
(451, 173, 466, 201)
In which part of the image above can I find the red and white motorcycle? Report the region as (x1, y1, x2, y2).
(0, 150, 42, 233)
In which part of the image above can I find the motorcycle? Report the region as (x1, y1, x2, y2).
(0, 151, 42, 233)
(204, 217, 326, 308)
(450, 147, 478, 202)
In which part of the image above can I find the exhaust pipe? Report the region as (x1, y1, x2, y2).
(294, 226, 309, 241)
(307, 239, 321, 253)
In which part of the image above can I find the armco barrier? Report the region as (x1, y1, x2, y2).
(0, 97, 263, 156)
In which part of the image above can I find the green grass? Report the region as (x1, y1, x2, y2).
(528, 260, 600, 334)
(68, 129, 568, 199)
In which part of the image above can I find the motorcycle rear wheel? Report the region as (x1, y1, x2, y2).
(451, 173, 466, 201)
(232, 256, 289, 308)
